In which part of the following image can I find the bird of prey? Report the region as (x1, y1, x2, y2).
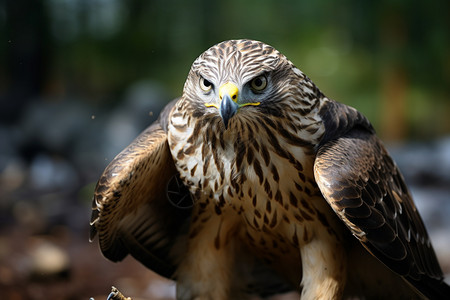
(90, 39, 450, 299)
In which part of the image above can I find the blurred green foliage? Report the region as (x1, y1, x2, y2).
(1, 0, 449, 139)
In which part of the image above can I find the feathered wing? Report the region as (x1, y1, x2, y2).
(314, 100, 450, 299)
(90, 99, 191, 278)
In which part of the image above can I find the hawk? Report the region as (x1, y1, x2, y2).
(90, 39, 450, 299)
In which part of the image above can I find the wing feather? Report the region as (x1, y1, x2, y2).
(90, 99, 191, 278)
(314, 100, 450, 298)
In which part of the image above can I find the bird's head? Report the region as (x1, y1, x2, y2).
(181, 39, 320, 130)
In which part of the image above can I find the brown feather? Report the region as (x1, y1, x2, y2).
(90, 99, 191, 278)
(314, 122, 448, 298)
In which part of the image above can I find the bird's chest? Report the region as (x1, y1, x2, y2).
(170, 123, 321, 231)
(167, 114, 335, 262)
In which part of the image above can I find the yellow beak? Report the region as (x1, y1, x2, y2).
(218, 82, 239, 129)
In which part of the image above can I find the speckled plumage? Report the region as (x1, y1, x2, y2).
(90, 40, 449, 299)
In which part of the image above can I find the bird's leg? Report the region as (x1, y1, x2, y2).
(299, 226, 347, 300)
(175, 208, 238, 300)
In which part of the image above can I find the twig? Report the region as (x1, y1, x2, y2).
(107, 286, 132, 300)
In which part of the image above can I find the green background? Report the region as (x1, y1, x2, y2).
(2, 0, 449, 140)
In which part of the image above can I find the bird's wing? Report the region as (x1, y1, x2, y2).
(90, 99, 191, 278)
(314, 100, 450, 299)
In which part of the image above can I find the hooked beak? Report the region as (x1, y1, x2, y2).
(219, 82, 239, 129)
(204, 81, 260, 130)
(220, 94, 239, 129)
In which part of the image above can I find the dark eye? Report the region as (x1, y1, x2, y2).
(250, 75, 267, 91)
(200, 77, 213, 92)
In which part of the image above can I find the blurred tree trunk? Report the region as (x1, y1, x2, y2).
(380, 66, 408, 141)
(378, 7, 408, 141)
(0, 0, 52, 124)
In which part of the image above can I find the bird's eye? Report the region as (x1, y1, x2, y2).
(200, 77, 213, 92)
(250, 75, 267, 92)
